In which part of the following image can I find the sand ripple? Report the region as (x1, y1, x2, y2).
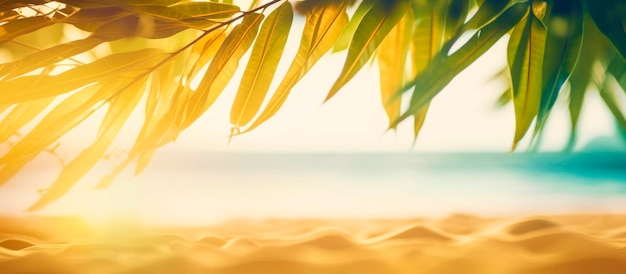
(1, 214, 625, 274)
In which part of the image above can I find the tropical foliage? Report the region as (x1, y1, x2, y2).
(1, 0, 625, 209)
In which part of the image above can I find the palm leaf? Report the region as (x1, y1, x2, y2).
(534, 0, 583, 137)
(566, 17, 605, 151)
(599, 75, 626, 132)
(0, 85, 106, 186)
(606, 55, 626, 91)
(230, 1, 292, 127)
(377, 10, 413, 129)
(332, 0, 376, 52)
(0, 48, 166, 104)
(326, 0, 410, 101)
(60, 7, 128, 32)
(0, 16, 57, 44)
(0, 97, 55, 144)
(182, 13, 264, 129)
(462, 0, 509, 31)
(29, 78, 147, 210)
(585, 0, 626, 58)
(127, 1, 240, 21)
(0, 38, 103, 81)
(393, 2, 529, 128)
(408, 0, 469, 139)
(507, 4, 547, 150)
(241, 1, 349, 134)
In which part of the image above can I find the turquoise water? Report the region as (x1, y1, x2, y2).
(3, 152, 626, 223)
(117, 152, 626, 223)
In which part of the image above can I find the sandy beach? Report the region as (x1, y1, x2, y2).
(1, 214, 625, 274)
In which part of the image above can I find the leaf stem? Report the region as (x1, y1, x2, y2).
(100, 0, 285, 108)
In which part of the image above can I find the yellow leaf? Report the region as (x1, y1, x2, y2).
(0, 85, 105, 186)
(61, 7, 127, 32)
(182, 13, 264, 128)
(0, 48, 165, 104)
(0, 97, 55, 144)
(95, 156, 135, 189)
(242, 2, 348, 133)
(0, 38, 104, 81)
(230, 1, 293, 127)
(28, 78, 147, 211)
(134, 150, 155, 175)
(377, 10, 412, 128)
(129, 61, 179, 175)
(185, 29, 226, 90)
(0, 16, 55, 44)
(129, 1, 240, 21)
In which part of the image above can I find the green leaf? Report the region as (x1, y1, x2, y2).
(409, 0, 469, 138)
(182, 13, 264, 129)
(412, 106, 429, 141)
(585, 0, 626, 58)
(230, 1, 293, 127)
(507, 5, 547, 150)
(326, 0, 410, 101)
(495, 88, 513, 107)
(333, 0, 376, 52)
(393, 2, 529, 128)
(28, 78, 147, 211)
(411, 0, 444, 71)
(599, 77, 626, 132)
(409, 0, 466, 138)
(443, 0, 470, 39)
(242, 2, 349, 134)
(463, 0, 509, 31)
(0, 48, 165, 104)
(535, 0, 583, 135)
(377, 10, 413, 128)
(606, 55, 626, 91)
(567, 52, 593, 148)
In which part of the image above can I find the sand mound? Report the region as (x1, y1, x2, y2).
(0, 239, 35, 251)
(197, 236, 227, 247)
(507, 218, 560, 235)
(384, 225, 452, 242)
(295, 234, 356, 250)
(220, 237, 259, 254)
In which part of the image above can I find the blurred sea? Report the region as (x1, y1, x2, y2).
(3, 152, 626, 224)
(121, 152, 626, 223)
